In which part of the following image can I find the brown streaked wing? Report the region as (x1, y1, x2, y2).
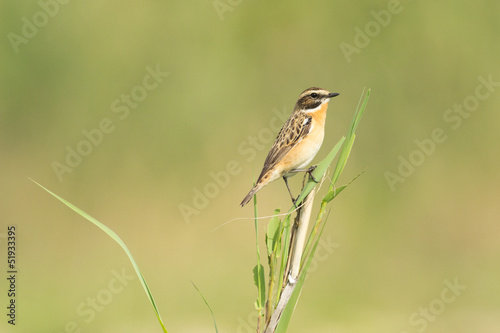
(256, 111, 312, 182)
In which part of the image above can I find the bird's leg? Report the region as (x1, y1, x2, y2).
(306, 165, 318, 182)
(282, 177, 297, 206)
(290, 165, 319, 182)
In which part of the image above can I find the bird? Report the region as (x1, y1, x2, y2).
(240, 87, 339, 207)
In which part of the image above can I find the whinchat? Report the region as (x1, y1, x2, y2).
(240, 87, 339, 207)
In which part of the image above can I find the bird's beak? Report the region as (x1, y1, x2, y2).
(328, 92, 340, 98)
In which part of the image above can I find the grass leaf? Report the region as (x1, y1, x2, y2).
(30, 179, 168, 333)
(252, 187, 266, 318)
(331, 88, 370, 187)
(266, 209, 281, 257)
(323, 169, 366, 204)
(253, 264, 266, 310)
(192, 282, 218, 333)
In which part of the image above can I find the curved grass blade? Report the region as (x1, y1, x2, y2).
(322, 169, 366, 204)
(30, 179, 168, 333)
(252, 188, 266, 331)
(191, 282, 219, 333)
(331, 88, 370, 187)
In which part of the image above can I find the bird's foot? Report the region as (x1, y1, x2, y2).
(307, 165, 318, 182)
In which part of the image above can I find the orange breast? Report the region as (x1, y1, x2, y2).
(279, 104, 329, 172)
(309, 101, 329, 127)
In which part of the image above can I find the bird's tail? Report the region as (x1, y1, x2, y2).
(240, 184, 263, 207)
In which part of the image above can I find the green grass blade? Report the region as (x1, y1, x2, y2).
(191, 282, 219, 333)
(266, 209, 281, 257)
(253, 264, 266, 310)
(31, 179, 168, 333)
(331, 134, 355, 186)
(265, 209, 281, 317)
(322, 169, 366, 204)
(252, 190, 266, 320)
(276, 214, 292, 302)
(352, 87, 370, 132)
(330, 88, 370, 187)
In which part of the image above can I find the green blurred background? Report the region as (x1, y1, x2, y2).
(1, 1, 499, 332)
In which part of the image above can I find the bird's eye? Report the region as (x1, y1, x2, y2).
(311, 93, 318, 98)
